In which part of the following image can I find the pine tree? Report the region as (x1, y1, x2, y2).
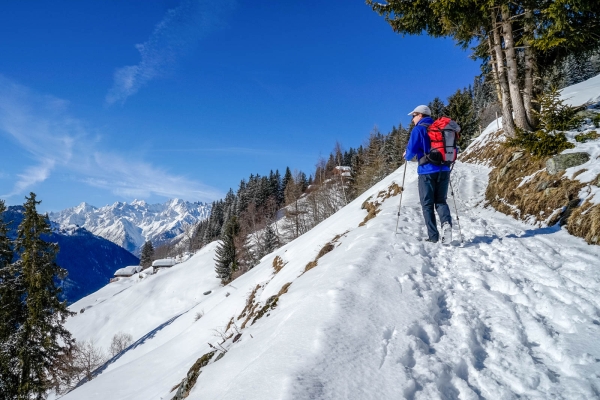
(214, 216, 239, 284)
(446, 88, 479, 147)
(281, 167, 293, 203)
(12, 193, 73, 398)
(262, 224, 279, 256)
(0, 200, 24, 397)
(428, 97, 447, 120)
(139, 241, 154, 268)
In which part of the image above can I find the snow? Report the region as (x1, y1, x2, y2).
(113, 265, 142, 277)
(152, 258, 177, 268)
(56, 76, 600, 399)
(49, 199, 212, 253)
(60, 159, 600, 400)
(561, 74, 600, 107)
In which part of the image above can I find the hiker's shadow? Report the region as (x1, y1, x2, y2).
(462, 225, 559, 248)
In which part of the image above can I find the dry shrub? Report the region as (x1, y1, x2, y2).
(225, 317, 234, 332)
(566, 200, 600, 245)
(238, 285, 261, 320)
(252, 296, 279, 325)
(359, 182, 404, 227)
(317, 243, 335, 258)
(331, 230, 349, 243)
(303, 240, 338, 273)
(278, 282, 292, 296)
(171, 351, 216, 399)
(485, 146, 585, 225)
(304, 260, 318, 273)
(572, 169, 588, 178)
(359, 201, 381, 226)
(272, 256, 286, 274)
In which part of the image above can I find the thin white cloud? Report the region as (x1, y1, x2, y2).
(106, 0, 234, 105)
(3, 159, 55, 198)
(0, 75, 222, 202)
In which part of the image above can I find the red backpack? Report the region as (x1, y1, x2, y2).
(418, 116, 461, 167)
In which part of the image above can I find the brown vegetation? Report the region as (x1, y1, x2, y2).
(359, 182, 403, 227)
(485, 145, 585, 225)
(473, 131, 600, 245)
(272, 256, 286, 274)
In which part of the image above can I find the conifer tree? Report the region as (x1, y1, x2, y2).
(214, 216, 239, 284)
(428, 97, 447, 120)
(262, 224, 279, 256)
(281, 167, 293, 203)
(139, 241, 154, 268)
(12, 193, 73, 398)
(446, 88, 479, 147)
(0, 200, 24, 397)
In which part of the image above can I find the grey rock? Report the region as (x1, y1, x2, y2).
(536, 181, 549, 192)
(511, 151, 524, 162)
(546, 152, 590, 175)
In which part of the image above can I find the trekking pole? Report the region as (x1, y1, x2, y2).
(448, 178, 463, 243)
(395, 162, 408, 235)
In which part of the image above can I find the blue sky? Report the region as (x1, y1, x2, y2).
(0, 0, 480, 212)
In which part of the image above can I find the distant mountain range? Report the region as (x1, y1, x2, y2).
(2, 206, 139, 303)
(49, 199, 212, 254)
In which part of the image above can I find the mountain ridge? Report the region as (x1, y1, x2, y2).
(50, 198, 211, 254)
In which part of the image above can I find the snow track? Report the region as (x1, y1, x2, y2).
(289, 163, 600, 400)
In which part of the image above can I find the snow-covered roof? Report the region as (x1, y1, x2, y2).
(335, 166, 351, 171)
(152, 258, 177, 267)
(114, 265, 141, 277)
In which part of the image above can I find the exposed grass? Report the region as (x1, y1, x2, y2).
(272, 256, 286, 274)
(171, 351, 216, 399)
(359, 182, 403, 227)
(574, 131, 600, 143)
(278, 282, 292, 296)
(567, 200, 600, 245)
(485, 146, 585, 225)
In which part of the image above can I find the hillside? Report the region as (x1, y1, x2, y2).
(58, 155, 600, 399)
(50, 199, 211, 254)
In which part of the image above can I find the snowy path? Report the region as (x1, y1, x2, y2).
(288, 162, 600, 400)
(61, 161, 600, 400)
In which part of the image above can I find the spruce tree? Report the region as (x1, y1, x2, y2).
(0, 200, 24, 398)
(214, 216, 239, 284)
(13, 193, 73, 399)
(262, 224, 279, 256)
(139, 241, 154, 268)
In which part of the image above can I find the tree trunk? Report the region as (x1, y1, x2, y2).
(501, 6, 533, 131)
(491, 13, 516, 137)
(523, 9, 538, 128)
(488, 36, 503, 104)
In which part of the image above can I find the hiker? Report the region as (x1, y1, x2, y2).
(404, 105, 453, 244)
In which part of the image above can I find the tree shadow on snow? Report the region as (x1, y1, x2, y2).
(462, 225, 560, 247)
(72, 303, 199, 390)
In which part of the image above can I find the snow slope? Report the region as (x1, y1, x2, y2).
(50, 199, 211, 254)
(61, 157, 600, 399)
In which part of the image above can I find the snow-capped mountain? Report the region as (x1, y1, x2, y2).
(50, 199, 211, 254)
(1, 206, 139, 303)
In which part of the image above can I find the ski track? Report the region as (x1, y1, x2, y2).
(290, 163, 600, 400)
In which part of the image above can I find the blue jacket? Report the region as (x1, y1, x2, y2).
(405, 116, 451, 175)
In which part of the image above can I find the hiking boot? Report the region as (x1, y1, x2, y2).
(441, 223, 452, 245)
(425, 238, 438, 243)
